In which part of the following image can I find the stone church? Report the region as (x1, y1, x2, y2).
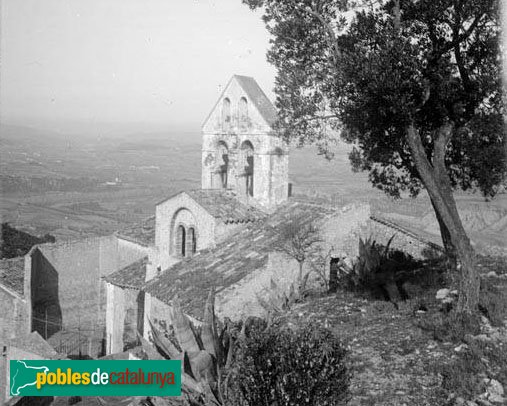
(103, 75, 371, 354)
(1, 75, 437, 361)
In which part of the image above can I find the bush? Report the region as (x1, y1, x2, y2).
(226, 322, 350, 406)
(339, 236, 422, 302)
(479, 278, 507, 327)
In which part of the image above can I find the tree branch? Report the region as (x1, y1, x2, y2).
(303, 6, 341, 67)
(434, 12, 484, 58)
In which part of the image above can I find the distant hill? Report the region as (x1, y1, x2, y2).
(0, 124, 69, 146)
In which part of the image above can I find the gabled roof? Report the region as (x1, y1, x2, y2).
(143, 200, 338, 320)
(104, 256, 148, 289)
(0, 257, 25, 297)
(202, 75, 278, 129)
(157, 189, 266, 224)
(233, 75, 278, 126)
(116, 216, 155, 247)
(185, 189, 266, 223)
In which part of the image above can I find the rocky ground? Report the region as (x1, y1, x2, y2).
(281, 256, 507, 406)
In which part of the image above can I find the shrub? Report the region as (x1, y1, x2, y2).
(226, 322, 349, 406)
(479, 278, 507, 327)
(338, 236, 421, 302)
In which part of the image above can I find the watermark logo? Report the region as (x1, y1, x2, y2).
(10, 360, 181, 397)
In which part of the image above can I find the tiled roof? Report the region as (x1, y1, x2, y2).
(144, 200, 338, 319)
(234, 75, 278, 126)
(104, 256, 148, 289)
(117, 216, 155, 246)
(185, 189, 266, 224)
(0, 257, 24, 296)
(9, 331, 59, 359)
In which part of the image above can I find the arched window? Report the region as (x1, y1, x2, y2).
(222, 98, 231, 127)
(186, 227, 197, 256)
(241, 140, 254, 197)
(238, 97, 248, 127)
(217, 141, 229, 189)
(176, 225, 186, 257)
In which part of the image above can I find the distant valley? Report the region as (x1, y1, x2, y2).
(1, 123, 505, 255)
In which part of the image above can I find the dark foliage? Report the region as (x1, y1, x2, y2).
(243, 0, 505, 313)
(1, 223, 55, 258)
(227, 322, 350, 406)
(338, 236, 422, 302)
(243, 0, 505, 199)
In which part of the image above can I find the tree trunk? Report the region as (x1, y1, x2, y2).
(406, 124, 479, 313)
(430, 197, 457, 268)
(328, 258, 339, 293)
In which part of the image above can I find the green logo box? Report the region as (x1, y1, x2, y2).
(10, 359, 181, 397)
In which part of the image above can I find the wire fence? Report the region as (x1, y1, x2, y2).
(32, 315, 106, 359)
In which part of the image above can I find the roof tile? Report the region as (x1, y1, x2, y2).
(117, 216, 155, 246)
(0, 257, 25, 296)
(185, 189, 266, 223)
(143, 200, 338, 319)
(104, 256, 148, 289)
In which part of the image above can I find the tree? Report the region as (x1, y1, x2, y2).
(275, 214, 322, 292)
(1, 223, 56, 258)
(244, 0, 505, 313)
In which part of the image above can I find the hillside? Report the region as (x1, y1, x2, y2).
(280, 256, 507, 406)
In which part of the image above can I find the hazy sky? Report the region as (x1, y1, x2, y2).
(0, 0, 276, 134)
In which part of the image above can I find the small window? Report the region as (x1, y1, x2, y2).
(222, 98, 231, 127)
(176, 225, 186, 257)
(239, 97, 248, 126)
(187, 227, 197, 256)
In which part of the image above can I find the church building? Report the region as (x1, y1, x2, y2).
(103, 75, 371, 354)
(1, 75, 442, 360)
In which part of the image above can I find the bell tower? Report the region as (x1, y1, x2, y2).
(201, 75, 289, 210)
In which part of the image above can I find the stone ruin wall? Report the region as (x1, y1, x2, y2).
(29, 236, 149, 341)
(367, 216, 443, 260)
(0, 287, 29, 344)
(215, 203, 372, 321)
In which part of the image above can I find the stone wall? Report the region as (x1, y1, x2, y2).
(155, 193, 217, 270)
(215, 203, 371, 321)
(0, 287, 29, 343)
(29, 236, 149, 340)
(201, 76, 289, 209)
(105, 284, 144, 354)
(368, 216, 443, 259)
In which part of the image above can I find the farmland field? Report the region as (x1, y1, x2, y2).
(1, 123, 505, 254)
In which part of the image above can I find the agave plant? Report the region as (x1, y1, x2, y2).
(256, 276, 308, 315)
(143, 289, 235, 406)
(340, 235, 395, 290)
